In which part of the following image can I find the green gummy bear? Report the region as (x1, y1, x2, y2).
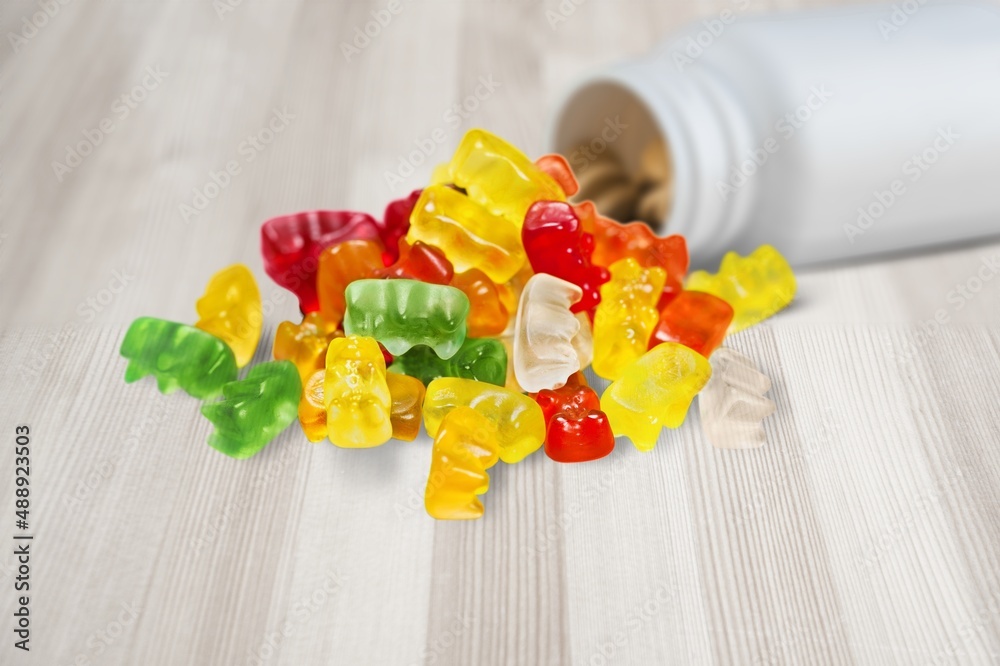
(342, 279, 470, 359)
(120, 317, 238, 399)
(389, 338, 507, 387)
(200, 361, 301, 459)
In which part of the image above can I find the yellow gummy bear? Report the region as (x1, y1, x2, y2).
(423, 377, 545, 464)
(684, 245, 796, 333)
(195, 264, 262, 367)
(424, 406, 500, 520)
(601, 342, 712, 452)
(592, 258, 666, 380)
(446, 129, 565, 227)
(324, 335, 392, 448)
(407, 184, 526, 284)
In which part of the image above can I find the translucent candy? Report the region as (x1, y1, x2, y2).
(685, 245, 796, 332)
(601, 342, 712, 451)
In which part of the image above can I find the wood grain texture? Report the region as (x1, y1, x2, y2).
(2, 1, 1000, 664)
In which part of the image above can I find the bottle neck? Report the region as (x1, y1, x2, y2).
(548, 59, 760, 266)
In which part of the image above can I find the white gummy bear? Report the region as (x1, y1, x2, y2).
(513, 273, 593, 393)
(699, 347, 775, 449)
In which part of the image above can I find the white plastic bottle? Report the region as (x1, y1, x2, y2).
(547, 3, 1000, 267)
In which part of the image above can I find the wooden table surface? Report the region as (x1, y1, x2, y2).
(2, 1, 1000, 664)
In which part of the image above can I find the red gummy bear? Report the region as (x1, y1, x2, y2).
(261, 210, 381, 313)
(649, 290, 733, 357)
(535, 384, 615, 463)
(522, 201, 610, 313)
(374, 240, 454, 284)
(378, 189, 422, 262)
(378, 342, 394, 367)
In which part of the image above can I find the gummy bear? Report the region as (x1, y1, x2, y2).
(423, 378, 546, 464)
(649, 290, 733, 358)
(273, 313, 343, 383)
(445, 128, 565, 227)
(194, 264, 262, 368)
(497, 261, 535, 319)
(342, 279, 470, 359)
(450, 269, 509, 338)
(576, 201, 688, 307)
(407, 184, 526, 284)
(374, 240, 453, 284)
(534, 153, 579, 197)
(424, 406, 500, 520)
(299, 369, 327, 442)
(601, 342, 712, 451)
(685, 245, 796, 333)
(389, 338, 507, 387)
(317, 239, 387, 326)
(301, 347, 394, 442)
(261, 210, 381, 313)
(386, 372, 426, 442)
(699, 348, 775, 449)
(513, 273, 593, 393)
(324, 335, 392, 448)
(201, 361, 301, 459)
(592, 258, 666, 380)
(377, 189, 422, 261)
(121, 317, 237, 399)
(497, 335, 523, 393)
(522, 201, 609, 313)
(535, 384, 614, 463)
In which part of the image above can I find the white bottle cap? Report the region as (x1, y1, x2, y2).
(546, 60, 759, 266)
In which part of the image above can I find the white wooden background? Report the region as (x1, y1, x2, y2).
(2, 1, 1000, 664)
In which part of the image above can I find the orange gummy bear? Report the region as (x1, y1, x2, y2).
(317, 239, 386, 325)
(575, 201, 688, 306)
(450, 268, 509, 338)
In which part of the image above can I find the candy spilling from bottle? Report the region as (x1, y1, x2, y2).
(120, 129, 796, 520)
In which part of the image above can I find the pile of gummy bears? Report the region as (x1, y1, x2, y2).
(120, 129, 796, 520)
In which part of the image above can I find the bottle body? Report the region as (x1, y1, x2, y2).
(548, 3, 1000, 267)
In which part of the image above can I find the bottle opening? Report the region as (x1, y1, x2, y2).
(548, 80, 674, 231)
